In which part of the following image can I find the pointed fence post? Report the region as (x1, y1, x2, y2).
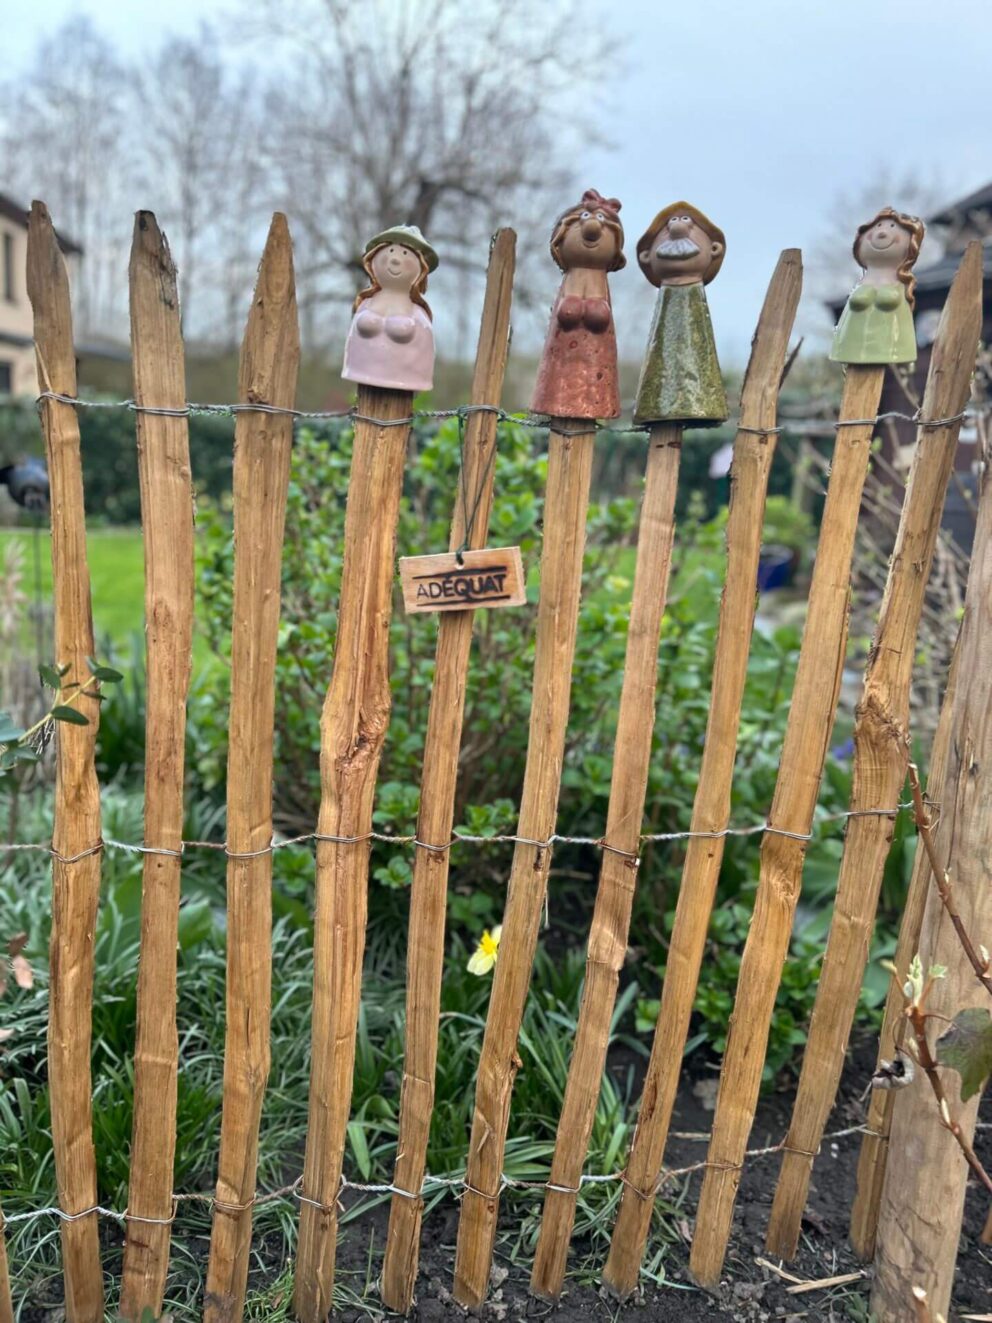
(601, 249, 802, 1299)
(380, 228, 516, 1315)
(767, 241, 983, 1260)
(687, 359, 886, 1289)
(203, 214, 300, 1323)
(26, 201, 105, 1323)
(119, 211, 196, 1320)
(871, 408, 992, 1322)
(0, 1207, 12, 1323)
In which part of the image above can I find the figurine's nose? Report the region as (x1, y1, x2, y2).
(668, 218, 690, 238)
(581, 217, 603, 242)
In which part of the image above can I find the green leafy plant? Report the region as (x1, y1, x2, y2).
(0, 656, 123, 776)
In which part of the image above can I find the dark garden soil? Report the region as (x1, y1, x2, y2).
(330, 1031, 992, 1322)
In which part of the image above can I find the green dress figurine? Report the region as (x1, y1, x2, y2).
(830, 207, 924, 366)
(633, 202, 728, 427)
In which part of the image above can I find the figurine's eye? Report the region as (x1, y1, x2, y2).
(595, 211, 605, 220)
(580, 210, 590, 219)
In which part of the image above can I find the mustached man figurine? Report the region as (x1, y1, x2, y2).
(531, 189, 626, 420)
(342, 224, 439, 392)
(829, 207, 923, 366)
(633, 202, 728, 427)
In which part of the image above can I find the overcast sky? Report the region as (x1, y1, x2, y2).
(7, 0, 990, 365)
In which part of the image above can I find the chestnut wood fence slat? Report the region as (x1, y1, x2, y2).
(204, 213, 300, 1323)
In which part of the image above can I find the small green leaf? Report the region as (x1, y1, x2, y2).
(937, 1007, 992, 1102)
(51, 705, 89, 727)
(57, 662, 71, 677)
(346, 1120, 371, 1179)
(15, 746, 39, 763)
(38, 664, 61, 689)
(91, 665, 124, 683)
(0, 721, 25, 745)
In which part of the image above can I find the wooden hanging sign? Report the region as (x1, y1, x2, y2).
(399, 546, 526, 613)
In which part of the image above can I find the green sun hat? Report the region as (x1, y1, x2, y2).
(364, 224, 439, 272)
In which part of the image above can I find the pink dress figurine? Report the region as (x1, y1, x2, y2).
(531, 189, 625, 420)
(342, 224, 439, 392)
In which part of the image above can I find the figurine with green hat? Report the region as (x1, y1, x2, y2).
(342, 224, 439, 392)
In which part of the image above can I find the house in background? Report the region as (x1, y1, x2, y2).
(0, 192, 84, 397)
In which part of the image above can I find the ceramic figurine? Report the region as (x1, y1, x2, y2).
(633, 202, 728, 427)
(830, 207, 924, 366)
(342, 224, 439, 392)
(531, 189, 625, 420)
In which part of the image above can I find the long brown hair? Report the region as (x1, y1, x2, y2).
(854, 207, 925, 309)
(354, 244, 433, 320)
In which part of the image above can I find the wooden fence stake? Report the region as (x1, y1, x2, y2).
(849, 639, 959, 1260)
(688, 361, 885, 1291)
(380, 228, 516, 1315)
(601, 250, 803, 1300)
(530, 421, 681, 1301)
(871, 403, 992, 1323)
(26, 200, 104, 1323)
(292, 386, 414, 1322)
(0, 1207, 12, 1323)
(203, 214, 300, 1323)
(767, 242, 983, 1260)
(119, 212, 196, 1319)
(451, 420, 596, 1307)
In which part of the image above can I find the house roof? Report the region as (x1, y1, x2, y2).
(929, 182, 992, 227)
(0, 192, 83, 255)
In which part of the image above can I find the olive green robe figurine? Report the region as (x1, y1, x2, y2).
(633, 202, 728, 427)
(830, 207, 924, 366)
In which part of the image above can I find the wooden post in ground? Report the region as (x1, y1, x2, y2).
(767, 242, 983, 1261)
(203, 214, 299, 1323)
(0, 1208, 12, 1323)
(26, 201, 104, 1323)
(380, 228, 516, 1316)
(292, 387, 414, 1320)
(451, 419, 596, 1307)
(687, 362, 885, 1290)
(849, 634, 959, 1261)
(119, 211, 196, 1320)
(537, 248, 809, 1301)
(601, 249, 802, 1300)
(871, 415, 992, 1323)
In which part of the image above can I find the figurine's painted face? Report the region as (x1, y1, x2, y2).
(855, 217, 914, 272)
(557, 206, 623, 271)
(639, 213, 724, 287)
(369, 243, 422, 292)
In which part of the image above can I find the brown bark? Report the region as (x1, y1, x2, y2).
(871, 435, 992, 1321)
(452, 421, 595, 1309)
(26, 201, 104, 1323)
(292, 387, 412, 1322)
(688, 363, 885, 1290)
(381, 229, 516, 1315)
(767, 242, 984, 1260)
(601, 250, 803, 1299)
(204, 214, 300, 1323)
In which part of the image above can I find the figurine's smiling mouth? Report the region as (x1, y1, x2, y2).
(869, 236, 895, 250)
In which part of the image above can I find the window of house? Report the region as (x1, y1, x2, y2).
(3, 232, 14, 302)
(0, 360, 13, 394)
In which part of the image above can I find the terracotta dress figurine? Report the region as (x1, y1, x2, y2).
(342, 224, 439, 392)
(830, 207, 924, 366)
(633, 202, 728, 427)
(531, 189, 625, 420)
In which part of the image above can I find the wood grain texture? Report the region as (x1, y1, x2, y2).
(292, 386, 413, 1323)
(601, 250, 803, 1300)
(452, 422, 595, 1309)
(203, 214, 300, 1323)
(871, 428, 992, 1323)
(849, 635, 958, 1261)
(688, 362, 884, 1291)
(26, 200, 104, 1323)
(119, 211, 196, 1320)
(0, 1206, 12, 1323)
(398, 545, 525, 613)
(767, 242, 984, 1261)
(380, 229, 516, 1316)
(529, 424, 681, 1301)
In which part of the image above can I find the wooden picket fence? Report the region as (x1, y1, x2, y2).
(0, 201, 986, 1323)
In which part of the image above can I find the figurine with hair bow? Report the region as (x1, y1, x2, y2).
(531, 189, 625, 420)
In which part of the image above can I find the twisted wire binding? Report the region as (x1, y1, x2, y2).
(2, 802, 915, 866)
(0, 1122, 878, 1230)
(34, 391, 972, 436)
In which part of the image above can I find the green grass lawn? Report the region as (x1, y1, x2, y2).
(1, 526, 214, 668)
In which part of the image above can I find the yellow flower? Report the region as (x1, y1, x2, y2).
(467, 924, 502, 976)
